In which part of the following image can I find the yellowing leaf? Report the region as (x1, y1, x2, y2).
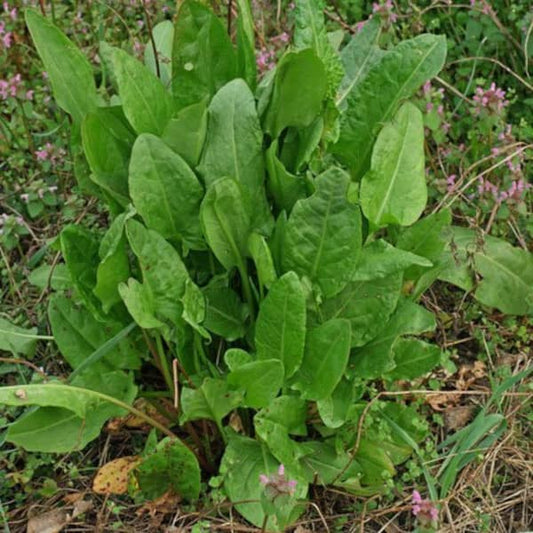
(93, 456, 141, 495)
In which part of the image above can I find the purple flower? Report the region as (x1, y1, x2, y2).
(473, 83, 508, 115)
(372, 0, 398, 26)
(412, 490, 439, 524)
(35, 149, 48, 161)
(259, 464, 297, 499)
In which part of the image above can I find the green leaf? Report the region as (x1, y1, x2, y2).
(129, 133, 204, 249)
(220, 434, 307, 530)
(144, 20, 174, 86)
(291, 318, 351, 401)
(200, 178, 251, 271)
(94, 210, 134, 312)
(118, 279, 164, 329)
(236, 0, 257, 89)
(60, 225, 102, 319)
(350, 299, 436, 379)
(3, 371, 136, 453)
(334, 34, 446, 178)
(353, 240, 432, 281)
(255, 272, 306, 377)
(198, 79, 271, 231)
(180, 378, 242, 427)
(265, 140, 309, 213)
(0, 318, 38, 357)
(28, 264, 71, 291)
(248, 233, 278, 290)
(299, 441, 357, 485)
(386, 338, 441, 380)
(48, 294, 141, 371)
(172, 0, 237, 110)
(320, 274, 402, 347)
(228, 359, 284, 408)
(473, 236, 533, 315)
(293, 0, 344, 98)
(360, 102, 427, 227)
(203, 287, 248, 341)
(181, 279, 209, 338)
(161, 98, 208, 167)
(282, 168, 362, 298)
(109, 45, 174, 135)
(337, 18, 383, 108)
(396, 209, 452, 281)
(125, 219, 190, 325)
(441, 227, 533, 315)
(136, 437, 200, 501)
(82, 106, 135, 205)
(25, 9, 97, 123)
(263, 49, 327, 137)
(317, 377, 358, 429)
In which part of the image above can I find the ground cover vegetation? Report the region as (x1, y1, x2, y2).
(0, 0, 531, 531)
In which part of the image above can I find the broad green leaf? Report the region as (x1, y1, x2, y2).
(180, 378, 242, 427)
(291, 318, 351, 401)
(198, 79, 271, 231)
(181, 279, 209, 338)
(228, 359, 284, 408)
(144, 20, 174, 86)
(48, 294, 141, 371)
(350, 299, 436, 379)
(200, 178, 251, 271)
(236, 0, 257, 89)
(320, 274, 402, 347)
(0, 318, 38, 357)
(172, 0, 237, 110)
(255, 272, 306, 377)
(3, 371, 136, 453)
(82, 106, 135, 205)
(263, 49, 327, 137)
(337, 18, 383, 108)
(293, 0, 344, 98)
(299, 442, 357, 485)
(257, 395, 308, 436)
(396, 209, 452, 281)
(94, 210, 134, 312)
(353, 240, 432, 281)
(60, 225, 103, 319)
(442, 227, 533, 315)
(25, 9, 97, 123)
(473, 236, 533, 315)
(254, 411, 301, 469)
(109, 45, 173, 135)
(28, 263, 71, 291)
(248, 233, 278, 290)
(118, 279, 164, 329)
(317, 377, 358, 428)
(282, 168, 362, 298)
(136, 437, 200, 501)
(129, 133, 204, 248)
(386, 338, 441, 380)
(355, 438, 395, 485)
(203, 287, 249, 341)
(360, 102, 427, 227)
(161, 98, 208, 167)
(265, 140, 309, 213)
(125, 220, 190, 325)
(334, 34, 446, 178)
(220, 435, 307, 530)
(224, 348, 253, 370)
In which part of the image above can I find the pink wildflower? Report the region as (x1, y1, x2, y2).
(422, 80, 431, 96)
(355, 20, 368, 33)
(372, 0, 398, 26)
(35, 149, 48, 161)
(259, 464, 297, 499)
(473, 82, 508, 115)
(412, 490, 439, 525)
